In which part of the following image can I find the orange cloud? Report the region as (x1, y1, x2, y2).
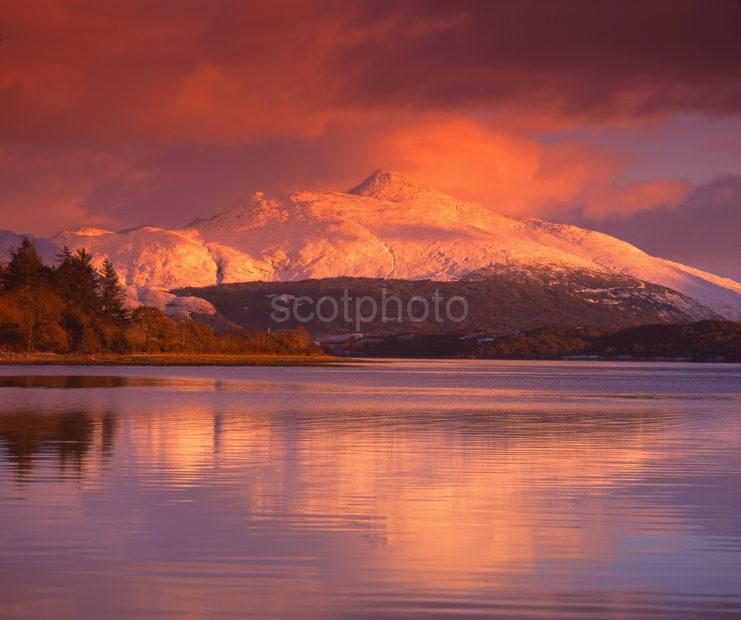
(376, 118, 690, 218)
(582, 179, 691, 218)
(0, 148, 146, 234)
(0, 2, 725, 234)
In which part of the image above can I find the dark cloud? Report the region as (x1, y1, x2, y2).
(1, 0, 739, 148)
(330, 0, 741, 120)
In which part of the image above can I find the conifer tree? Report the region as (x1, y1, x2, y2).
(1, 237, 47, 290)
(55, 247, 102, 317)
(0, 239, 63, 352)
(99, 258, 128, 325)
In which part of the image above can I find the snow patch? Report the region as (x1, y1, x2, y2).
(126, 287, 216, 320)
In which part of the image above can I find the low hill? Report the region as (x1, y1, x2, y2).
(174, 272, 720, 336)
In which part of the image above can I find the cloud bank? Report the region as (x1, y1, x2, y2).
(0, 0, 739, 254)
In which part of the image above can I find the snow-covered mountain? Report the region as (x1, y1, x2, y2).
(3, 170, 740, 320)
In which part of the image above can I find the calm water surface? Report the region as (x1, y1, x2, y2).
(0, 361, 739, 618)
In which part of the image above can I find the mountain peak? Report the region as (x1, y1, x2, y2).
(347, 169, 443, 202)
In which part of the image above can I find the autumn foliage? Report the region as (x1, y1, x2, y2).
(0, 239, 316, 355)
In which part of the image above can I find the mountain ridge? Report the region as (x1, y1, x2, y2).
(1, 171, 739, 320)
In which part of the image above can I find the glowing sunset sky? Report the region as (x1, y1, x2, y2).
(1, 0, 740, 276)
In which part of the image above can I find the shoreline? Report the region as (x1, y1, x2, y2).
(0, 353, 735, 366)
(0, 353, 357, 367)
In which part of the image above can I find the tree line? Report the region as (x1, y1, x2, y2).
(333, 321, 740, 362)
(0, 239, 316, 355)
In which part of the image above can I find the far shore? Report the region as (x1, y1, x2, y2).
(1, 353, 735, 367)
(0, 352, 359, 367)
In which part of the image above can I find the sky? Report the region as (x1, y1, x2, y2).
(1, 0, 740, 277)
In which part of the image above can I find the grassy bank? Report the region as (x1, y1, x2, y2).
(0, 352, 354, 367)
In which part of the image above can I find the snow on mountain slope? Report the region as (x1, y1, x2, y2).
(52, 226, 217, 288)
(187, 175, 603, 282)
(520, 219, 741, 320)
(125, 287, 216, 320)
(5, 170, 740, 320)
